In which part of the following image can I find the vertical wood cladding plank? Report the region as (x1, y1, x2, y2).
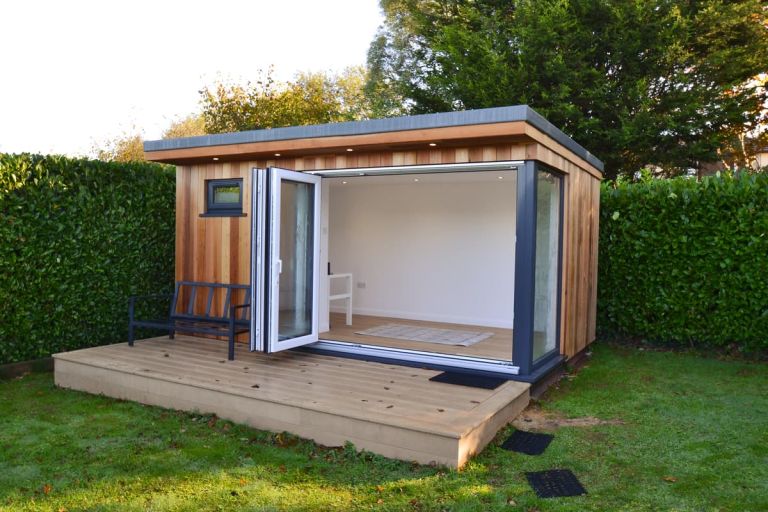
(577, 171, 590, 355)
(495, 145, 511, 161)
(469, 146, 484, 162)
(561, 171, 575, 358)
(176, 166, 190, 312)
(176, 167, 187, 283)
(238, 162, 253, 287)
(587, 176, 600, 344)
(559, 171, 572, 358)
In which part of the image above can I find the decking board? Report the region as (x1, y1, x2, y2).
(54, 335, 529, 467)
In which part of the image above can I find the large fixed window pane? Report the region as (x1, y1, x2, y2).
(277, 179, 315, 340)
(533, 170, 562, 361)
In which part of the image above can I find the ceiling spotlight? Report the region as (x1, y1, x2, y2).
(428, 143, 437, 147)
(346, 148, 354, 152)
(342, 181, 348, 184)
(498, 176, 504, 179)
(212, 157, 219, 161)
(413, 178, 420, 182)
(274, 153, 281, 157)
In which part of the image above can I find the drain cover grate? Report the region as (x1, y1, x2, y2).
(501, 430, 554, 455)
(428, 371, 505, 389)
(525, 469, 587, 498)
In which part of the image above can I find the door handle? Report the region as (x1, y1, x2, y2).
(276, 259, 283, 274)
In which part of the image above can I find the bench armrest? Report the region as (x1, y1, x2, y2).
(230, 303, 251, 321)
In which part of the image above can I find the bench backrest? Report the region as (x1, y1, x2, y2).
(171, 281, 250, 322)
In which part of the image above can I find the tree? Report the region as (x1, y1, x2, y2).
(92, 114, 206, 162)
(162, 114, 206, 139)
(199, 67, 381, 133)
(368, 0, 768, 179)
(91, 130, 145, 162)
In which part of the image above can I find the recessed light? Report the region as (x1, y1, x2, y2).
(274, 153, 281, 157)
(428, 143, 437, 147)
(498, 176, 504, 179)
(342, 181, 348, 184)
(212, 157, 219, 161)
(346, 148, 354, 152)
(413, 178, 420, 182)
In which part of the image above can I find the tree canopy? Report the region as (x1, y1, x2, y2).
(367, 0, 768, 178)
(200, 67, 381, 133)
(91, 114, 206, 163)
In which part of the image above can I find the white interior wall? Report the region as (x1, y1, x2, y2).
(324, 171, 517, 329)
(319, 180, 330, 332)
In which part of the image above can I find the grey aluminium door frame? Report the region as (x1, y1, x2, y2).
(299, 159, 562, 379)
(307, 160, 525, 377)
(511, 161, 566, 376)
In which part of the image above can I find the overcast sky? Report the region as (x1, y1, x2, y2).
(0, 0, 384, 156)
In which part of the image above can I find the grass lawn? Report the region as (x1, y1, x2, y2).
(1, 343, 766, 512)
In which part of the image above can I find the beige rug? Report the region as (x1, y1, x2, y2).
(355, 323, 494, 347)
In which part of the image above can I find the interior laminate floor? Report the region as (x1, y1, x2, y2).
(320, 312, 514, 361)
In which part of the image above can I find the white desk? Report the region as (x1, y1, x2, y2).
(328, 273, 353, 326)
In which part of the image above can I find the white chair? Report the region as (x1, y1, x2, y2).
(328, 273, 353, 325)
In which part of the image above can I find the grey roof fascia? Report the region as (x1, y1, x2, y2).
(144, 105, 603, 172)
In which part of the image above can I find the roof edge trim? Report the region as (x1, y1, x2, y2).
(144, 105, 603, 172)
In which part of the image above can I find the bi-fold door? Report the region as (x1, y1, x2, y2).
(250, 167, 322, 353)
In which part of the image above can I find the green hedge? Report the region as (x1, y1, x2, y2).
(598, 172, 768, 352)
(0, 154, 175, 364)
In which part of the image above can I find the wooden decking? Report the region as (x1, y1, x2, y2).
(54, 335, 529, 468)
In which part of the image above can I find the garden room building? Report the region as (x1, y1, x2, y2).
(54, 106, 602, 467)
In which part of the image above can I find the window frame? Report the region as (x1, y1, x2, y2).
(203, 178, 245, 217)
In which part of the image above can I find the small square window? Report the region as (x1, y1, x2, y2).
(204, 179, 243, 216)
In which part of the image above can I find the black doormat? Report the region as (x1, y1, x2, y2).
(428, 371, 506, 390)
(501, 430, 554, 455)
(525, 469, 587, 498)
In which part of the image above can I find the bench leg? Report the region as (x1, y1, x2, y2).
(128, 298, 135, 346)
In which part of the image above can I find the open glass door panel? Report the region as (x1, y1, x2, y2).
(251, 167, 321, 353)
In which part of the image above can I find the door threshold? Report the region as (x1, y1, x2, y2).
(303, 339, 520, 378)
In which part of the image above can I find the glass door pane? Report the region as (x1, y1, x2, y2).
(266, 168, 321, 352)
(532, 170, 562, 361)
(277, 179, 315, 340)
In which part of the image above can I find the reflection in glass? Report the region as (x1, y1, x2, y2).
(533, 171, 561, 360)
(213, 185, 240, 204)
(277, 180, 314, 340)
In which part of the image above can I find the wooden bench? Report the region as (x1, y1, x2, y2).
(128, 281, 251, 360)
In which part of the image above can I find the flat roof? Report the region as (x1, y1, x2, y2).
(144, 105, 604, 172)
